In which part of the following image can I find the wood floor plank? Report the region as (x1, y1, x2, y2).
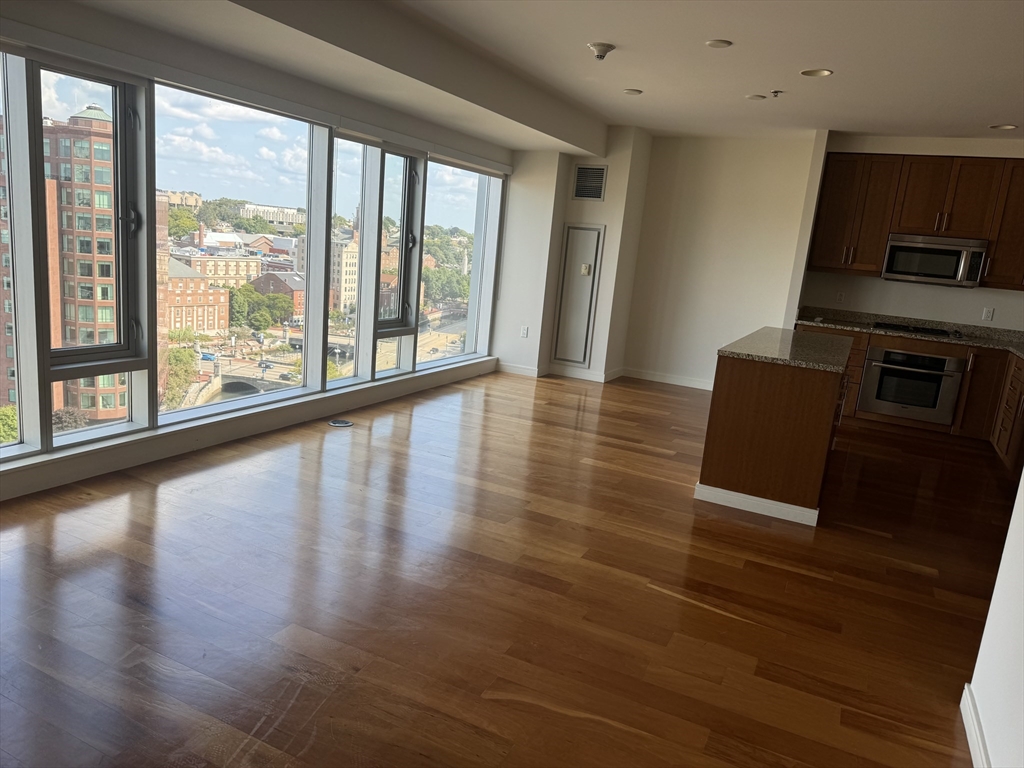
(1, 372, 1013, 767)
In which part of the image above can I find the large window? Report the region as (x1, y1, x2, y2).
(0, 48, 505, 469)
(154, 84, 310, 417)
(326, 136, 363, 382)
(42, 69, 123, 351)
(418, 162, 502, 365)
(0, 61, 19, 447)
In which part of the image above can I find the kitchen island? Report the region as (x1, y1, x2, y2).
(695, 327, 852, 525)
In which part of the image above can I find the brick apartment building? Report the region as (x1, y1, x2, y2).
(166, 258, 230, 334)
(251, 271, 308, 321)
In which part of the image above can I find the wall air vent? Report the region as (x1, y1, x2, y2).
(573, 165, 607, 201)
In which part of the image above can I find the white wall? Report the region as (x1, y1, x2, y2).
(624, 135, 817, 389)
(966, 475, 1024, 768)
(552, 126, 652, 381)
(801, 272, 1024, 331)
(492, 151, 568, 376)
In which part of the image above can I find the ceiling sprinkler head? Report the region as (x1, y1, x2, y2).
(770, 90, 783, 98)
(588, 42, 616, 60)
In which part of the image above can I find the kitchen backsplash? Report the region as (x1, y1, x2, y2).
(798, 306, 1024, 345)
(799, 271, 1024, 331)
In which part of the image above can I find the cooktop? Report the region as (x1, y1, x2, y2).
(873, 321, 951, 338)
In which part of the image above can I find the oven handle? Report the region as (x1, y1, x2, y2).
(869, 361, 959, 377)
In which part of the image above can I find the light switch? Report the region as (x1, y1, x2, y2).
(581, 263, 592, 276)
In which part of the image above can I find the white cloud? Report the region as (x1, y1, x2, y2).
(40, 71, 72, 119)
(256, 126, 288, 142)
(156, 133, 262, 181)
(277, 144, 308, 176)
(257, 146, 277, 161)
(155, 86, 284, 123)
(171, 123, 218, 140)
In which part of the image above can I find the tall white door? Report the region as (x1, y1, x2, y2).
(554, 225, 602, 365)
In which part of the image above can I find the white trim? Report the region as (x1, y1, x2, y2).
(496, 362, 539, 377)
(0, 357, 496, 500)
(960, 684, 992, 768)
(622, 368, 713, 391)
(603, 367, 626, 382)
(546, 363, 604, 382)
(694, 483, 819, 526)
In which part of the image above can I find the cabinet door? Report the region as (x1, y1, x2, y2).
(952, 347, 1008, 440)
(891, 155, 953, 235)
(983, 159, 1024, 289)
(808, 154, 863, 269)
(940, 157, 1005, 239)
(848, 154, 902, 273)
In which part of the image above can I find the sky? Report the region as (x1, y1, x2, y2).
(41, 72, 481, 231)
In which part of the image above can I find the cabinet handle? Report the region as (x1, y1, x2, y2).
(934, 212, 942, 231)
(967, 352, 974, 372)
(841, 246, 849, 264)
(984, 258, 991, 277)
(849, 246, 855, 264)
(942, 212, 950, 232)
(1019, 396, 1024, 419)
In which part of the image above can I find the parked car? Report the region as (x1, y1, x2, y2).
(430, 347, 439, 354)
(258, 361, 275, 369)
(200, 353, 216, 361)
(279, 372, 297, 381)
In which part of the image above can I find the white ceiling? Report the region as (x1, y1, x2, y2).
(398, 0, 1024, 139)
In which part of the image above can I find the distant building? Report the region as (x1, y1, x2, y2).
(379, 273, 399, 318)
(237, 233, 276, 254)
(172, 248, 261, 288)
(261, 257, 295, 273)
(251, 271, 307, 321)
(236, 202, 305, 231)
(166, 258, 229, 334)
(161, 190, 203, 212)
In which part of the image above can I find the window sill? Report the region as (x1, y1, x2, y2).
(0, 355, 496, 499)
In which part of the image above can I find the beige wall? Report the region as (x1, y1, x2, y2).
(624, 135, 817, 389)
(801, 272, 1024, 331)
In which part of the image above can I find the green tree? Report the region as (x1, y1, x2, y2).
(382, 215, 398, 234)
(196, 198, 247, 226)
(331, 215, 351, 230)
(52, 407, 89, 433)
(234, 215, 276, 235)
(228, 286, 249, 327)
(249, 309, 272, 332)
(162, 348, 198, 409)
(168, 327, 196, 345)
(0, 405, 18, 444)
(422, 267, 470, 305)
(168, 207, 199, 239)
(265, 293, 294, 324)
(291, 223, 306, 236)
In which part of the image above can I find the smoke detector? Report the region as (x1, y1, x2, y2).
(587, 42, 616, 60)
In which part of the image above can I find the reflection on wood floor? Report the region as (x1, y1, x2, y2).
(0, 373, 1017, 767)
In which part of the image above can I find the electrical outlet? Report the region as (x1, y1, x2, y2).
(836, 291, 845, 304)
(982, 307, 995, 322)
(520, 326, 529, 338)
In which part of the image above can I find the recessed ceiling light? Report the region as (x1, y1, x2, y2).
(746, 94, 767, 100)
(800, 69, 834, 77)
(706, 39, 733, 48)
(989, 124, 1019, 130)
(623, 88, 644, 96)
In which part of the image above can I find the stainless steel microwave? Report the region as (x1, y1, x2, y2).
(882, 235, 987, 288)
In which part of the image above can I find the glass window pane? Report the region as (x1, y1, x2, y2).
(52, 373, 130, 436)
(327, 137, 362, 382)
(93, 142, 111, 161)
(378, 154, 405, 322)
(375, 338, 399, 374)
(154, 84, 309, 416)
(95, 214, 112, 231)
(43, 70, 120, 350)
(0, 61, 20, 446)
(417, 162, 485, 365)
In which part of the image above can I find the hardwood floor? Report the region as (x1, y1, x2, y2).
(0, 373, 1017, 768)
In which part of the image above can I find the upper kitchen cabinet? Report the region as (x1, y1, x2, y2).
(891, 155, 954, 234)
(892, 155, 1004, 239)
(982, 159, 1024, 290)
(808, 153, 901, 274)
(941, 157, 1006, 238)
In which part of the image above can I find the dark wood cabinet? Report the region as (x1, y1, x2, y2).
(992, 355, 1024, 472)
(808, 154, 900, 274)
(952, 347, 1009, 440)
(941, 157, 1005, 239)
(892, 155, 954, 235)
(983, 159, 1024, 290)
(808, 154, 863, 270)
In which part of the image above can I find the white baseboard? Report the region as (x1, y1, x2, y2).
(961, 684, 991, 768)
(496, 362, 540, 377)
(547, 363, 607, 382)
(622, 368, 713, 391)
(693, 483, 818, 526)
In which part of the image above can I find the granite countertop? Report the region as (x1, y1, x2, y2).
(718, 327, 853, 373)
(794, 314, 1024, 360)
